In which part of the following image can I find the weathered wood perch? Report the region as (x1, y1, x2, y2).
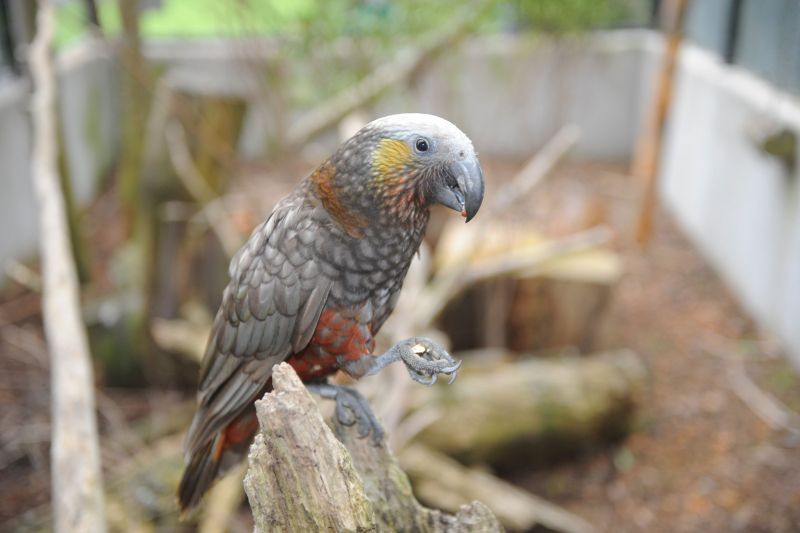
(244, 363, 503, 532)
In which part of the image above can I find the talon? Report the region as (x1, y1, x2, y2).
(418, 373, 436, 386)
(407, 366, 435, 385)
(335, 401, 357, 427)
(364, 337, 461, 389)
(357, 418, 372, 439)
(441, 360, 462, 374)
(447, 371, 458, 385)
(309, 384, 385, 442)
(370, 425, 385, 444)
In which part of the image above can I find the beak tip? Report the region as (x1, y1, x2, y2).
(462, 162, 484, 223)
(443, 157, 484, 223)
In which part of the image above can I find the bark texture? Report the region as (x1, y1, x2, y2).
(244, 363, 502, 532)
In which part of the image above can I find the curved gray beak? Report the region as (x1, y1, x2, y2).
(433, 157, 485, 222)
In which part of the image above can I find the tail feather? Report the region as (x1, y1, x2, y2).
(178, 409, 260, 513)
(178, 435, 222, 513)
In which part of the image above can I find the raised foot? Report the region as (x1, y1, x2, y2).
(307, 383, 384, 444)
(368, 337, 462, 386)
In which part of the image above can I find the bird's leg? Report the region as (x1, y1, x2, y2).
(306, 383, 384, 443)
(318, 338, 459, 443)
(345, 337, 462, 386)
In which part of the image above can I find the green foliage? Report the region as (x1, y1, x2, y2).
(264, 0, 480, 106)
(55, 0, 312, 48)
(55, 0, 650, 49)
(510, 0, 649, 33)
(53, 0, 651, 149)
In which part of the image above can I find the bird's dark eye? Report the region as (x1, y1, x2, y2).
(415, 138, 430, 153)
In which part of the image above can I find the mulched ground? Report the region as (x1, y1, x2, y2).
(1, 158, 799, 532)
(507, 161, 800, 533)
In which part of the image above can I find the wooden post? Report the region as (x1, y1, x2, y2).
(631, 0, 689, 245)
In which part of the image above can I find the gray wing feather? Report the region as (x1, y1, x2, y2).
(292, 282, 330, 352)
(185, 197, 332, 457)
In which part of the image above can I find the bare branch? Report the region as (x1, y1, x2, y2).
(488, 124, 581, 215)
(165, 119, 241, 257)
(402, 444, 594, 533)
(29, 1, 106, 531)
(416, 225, 614, 327)
(727, 358, 800, 435)
(5, 260, 43, 292)
(702, 338, 800, 435)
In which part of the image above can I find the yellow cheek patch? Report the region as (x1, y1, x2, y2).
(372, 138, 413, 179)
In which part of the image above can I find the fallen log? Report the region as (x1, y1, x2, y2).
(244, 363, 502, 532)
(409, 350, 647, 468)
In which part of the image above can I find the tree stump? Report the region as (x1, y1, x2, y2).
(244, 363, 502, 532)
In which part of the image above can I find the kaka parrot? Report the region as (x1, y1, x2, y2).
(178, 113, 484, 511)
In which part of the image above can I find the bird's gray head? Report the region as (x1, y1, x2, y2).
(328, 113, 485, 223)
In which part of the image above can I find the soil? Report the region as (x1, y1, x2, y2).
(500, 160, 800, 533)
(1, 158, 799, 532)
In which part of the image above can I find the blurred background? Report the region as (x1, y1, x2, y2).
(1, 0, 800, 531)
